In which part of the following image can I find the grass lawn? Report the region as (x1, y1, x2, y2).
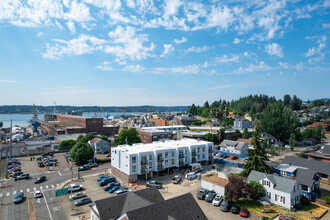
(238, 198, 279, 218)
(299, 203, 327, 219)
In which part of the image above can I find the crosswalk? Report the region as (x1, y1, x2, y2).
(0, 184, 60, 198)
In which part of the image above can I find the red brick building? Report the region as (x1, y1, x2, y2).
(138, 129, 173, 144)
(149, 119, 168, 126)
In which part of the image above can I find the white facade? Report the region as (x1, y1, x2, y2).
(219, 140, 249, 155)
(201, 179, 226, 196)
(140, 125, 187, 133)
(111, 139, 214, 176)
(88, 138, 110, 154)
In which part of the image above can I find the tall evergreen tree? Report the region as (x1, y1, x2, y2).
(283, 94, 291, 106)
(204, 101, 210, 108)
(242, 128, 250, 139)
(242, 124, 270, 177)
(289, 133, 296, 155)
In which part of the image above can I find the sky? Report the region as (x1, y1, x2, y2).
(0, 0, 329, 106)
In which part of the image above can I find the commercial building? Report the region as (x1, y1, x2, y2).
(111, 139, 214, 183)
(149, 118, 168, 126)
(137, 129, 172, 144)
(41, 114, 119, 136)
(139, 125, 187, 133)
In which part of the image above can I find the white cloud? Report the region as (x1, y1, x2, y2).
(123, 64, 145, 72)
(96, 61, 113, 71)
(265, 43, 283, 57)
(243, 51, 249, 57)
(322, 23, 330, 29)
(214, 54, 239, 64)
(66, 20, 76, 33)
(114, 58, 126, 65)
(161, 44, 174, 57)
(0, 79, 19, 83)
(279, 62, 303, 71)
(205, 5, 234, 30)
(174, 36, 187, 44)
(233, 61, 271, 74)
(163, 0, 181, 18)
(233, 38, 241, 44)
(186, 45, 211, 53)
(304, 35, 327, 63)
(36, 32, 44, 37)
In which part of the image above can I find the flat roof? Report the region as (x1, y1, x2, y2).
(115, 138, 212, 154)
(57, 114, 102, 119)
(275, 164, 306, 173)
(55, 133, 85, 142)
(138, 129, 171, 134)
(140, 125, 187, 130)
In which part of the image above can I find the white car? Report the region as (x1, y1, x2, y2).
(34, 190, 43, 198)
(185, 172, 197, 180)
(212, 195, 222, 206)
(67, 183, 83, 192)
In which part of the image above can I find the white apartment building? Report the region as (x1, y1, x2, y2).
(139, 125, 187, 133)
(111, 139, 214, 183)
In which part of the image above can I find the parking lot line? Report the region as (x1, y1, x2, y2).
(46, 185, 49, 189)
(6, 192, 10, 196)
(51, 185, 54, 188)
(27, 188, 30, 192)
(58, 171, 62, 176)
(13, 191, 16, 195)
(20, 189, 23, 193)
(42, 190, 54, 220)
(40, 186, 43, 190)
(33, 187, 36, 191)
(0, 193, 2, 198)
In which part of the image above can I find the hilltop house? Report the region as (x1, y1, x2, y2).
(275, 164, 320, 199)
(247, 170, 301, 210)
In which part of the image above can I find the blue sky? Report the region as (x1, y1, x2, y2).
(0, 0, 329, 106)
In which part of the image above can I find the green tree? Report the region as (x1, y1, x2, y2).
(283, 94, 291, 106)
(242, 124, 270, 177)
(249, 181, 264, 198)
(259, 102, 299, 142)
(85, 132, 96, 141)
(114, 128, 141, 146)
(289, 133, 296, 155)
(204, 101, 210, 108)
(69, 142, 94, 164)
(58, 139, 76, 151)
(205, 133, 218, 143)
(219, 129, 225, 143)
(242, 128, 250, 139)
(290, 95, 302, 111)
(76, 135, 87, 143)
(97, 135, 110, 143)
(270, 146, 276, 156)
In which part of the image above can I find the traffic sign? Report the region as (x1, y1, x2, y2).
(55, 188, 68, 197)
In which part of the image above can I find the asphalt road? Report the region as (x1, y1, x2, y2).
(0, 164, 109, 220)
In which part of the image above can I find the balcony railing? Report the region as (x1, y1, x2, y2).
(157, 157, 164, 162)
(192, 152, 197, 156)
(141, 160, 148, 165)
(157, 165, 164, 170)
(179, 154, 184, 158)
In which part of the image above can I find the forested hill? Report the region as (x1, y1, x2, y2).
(0, 105, 189, 114)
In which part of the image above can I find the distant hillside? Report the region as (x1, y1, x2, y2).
(0, 105, 189, 114)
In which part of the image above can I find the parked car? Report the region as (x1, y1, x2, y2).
(104, 182, 120, 191)
(74, 197, 92, 206)
(196, 188, 209, 200)
(78, 165, 90, 171)
(98, 177, 116, 186)
(14, 192, 24, 204)
(8, 168, 21, 173)
(230, 156, 238, 160)
(87, 162, 98, 168)
(34, 176, 46, 184)
(231, 204, 240, 214)
(220, 199, 231, 212)
(46, 162, 57, 166)
(15, 174, 30, 181)
(66, 183, 83, 192)
(97, 175, 108, 182)
(205, 191, 216, 202)
(146, 181, 162, 189)
(185, 172, 197, 180)
(240, 208, 249, 217)
(109, 185, 122, 193)
(212, 195, 223, 206)
(221, 154, 228, 158)
(34, 191, 43, 198)
(9, 171, 23, 178)
(115, 188, 129, 195)
(172, 175, 182, 184)
(70, 192, 86, 200)
(37, 161, 45, 167)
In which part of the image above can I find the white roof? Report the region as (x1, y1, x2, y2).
(115, 138, 212, 154)
(275, 163, 306, 173)
(140, 125, 187, 130)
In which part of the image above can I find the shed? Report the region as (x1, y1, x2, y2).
(201, 174, 229, 196)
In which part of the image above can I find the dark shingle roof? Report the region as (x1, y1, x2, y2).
(295, 168, 317, 187)
(282, 156, 330, 175)
(94, 187, 164, 220)
(125, 193, 207, 220)
(247, 170, 298, 194)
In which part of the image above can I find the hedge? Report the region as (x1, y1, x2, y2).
(96, 159, 111, 164)
(324, 196, 330, 204)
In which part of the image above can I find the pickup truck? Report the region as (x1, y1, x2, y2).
(146, 181, 162, 189)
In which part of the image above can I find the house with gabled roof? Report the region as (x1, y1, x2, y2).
(219, 139, 250, 155)
(247, 170, 301, 210)
(90, 187, 207, 220)
(88, 137, 110, 154)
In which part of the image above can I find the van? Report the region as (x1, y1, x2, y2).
(98, 177, 116, 186)
(188, 163, 203, 173)
(185, 172, 197, 180)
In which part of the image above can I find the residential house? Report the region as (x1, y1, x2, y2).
(219, 139, 250, 156)
(247, 170, 301, 210)
(90, 187, 207, 220)
(201, 174, 229, 196)
(275, 164, 320, 199)
(111, 139, 214, 183)
(233, 118, 252, 130)
(88, 138, 110, 154)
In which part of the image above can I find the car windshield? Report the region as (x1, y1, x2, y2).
(214, 197, 220, 201)
(221, 201, 228, 206)
(241, 209, 247, 213)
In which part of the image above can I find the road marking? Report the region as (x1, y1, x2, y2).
(33, 187, 36, 191)
(40, 186, 43, 190)
(53, 206, 60, 212)
(13, 191, 16, 195)
(27, 188, 30, 192)
(37, 198, 40, 204)
(51, 185, 54, 188)
(6, 192, 10, 196)
(46, 185, 49, 189)
(0, 193, 2, 198)
(42, 190, 54, 220)
(58, 171, 62, 176)
(20, 189, 23, 193)
(56, 184, 59, 187)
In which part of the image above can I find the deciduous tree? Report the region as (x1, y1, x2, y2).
(114, 128, 141, 146)
(69, 142, 94, 164)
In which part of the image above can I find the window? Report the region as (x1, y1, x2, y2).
(280, 196, 285, 204)
(202, 147, 205, 152)
(171, 159, 175, 165)
(149, 154, 152, 160)
(132, 165, 136, 172)
(165, 160, 169, 166)
(165, 152, 168, 158)
(132, 156, 136, 164)
(149, 162, 152, 168)
(197, 147, 200, 153)
(275, 194, 277, 201)
(171, 151, 175, 157)
(281, 171, 285, 176)
(153, 136, 157, 140)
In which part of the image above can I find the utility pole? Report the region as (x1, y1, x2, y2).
(9, 119, 12, 159)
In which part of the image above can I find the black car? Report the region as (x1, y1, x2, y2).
(15, 174, 30, 181)
(231, 204, 240, 214)
(104, 182, 120, 191)
(196, 188, 209, 200)
(220, 199, 231, 212)
(205, 191, 216, 202)
(14, 192, 24, 204)
(34, 176, 46, 184)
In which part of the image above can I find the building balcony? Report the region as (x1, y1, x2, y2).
(191, 152, 197, 157)
(208, 149, 213, 153)
(141, 160, 148, 165)
(179, 154, 184, 158)
(157, 157, 164, 162)
(179, 162, 185, 166)
(157, 165, 164, 170)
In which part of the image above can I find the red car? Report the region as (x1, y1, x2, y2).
(231, 156, 238, 160)
(240, 208, 248, 217)
(8, 168, 21, 173)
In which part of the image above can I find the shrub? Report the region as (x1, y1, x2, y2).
(96, 159, 111, 164)
(324, 195, 330, 204)
(314, 188, 321, 196)
(300, 196, 311, 205)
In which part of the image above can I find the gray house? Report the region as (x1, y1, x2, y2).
(233, 118, 252, 130)
(247, 170, 301, 210)
(88, 138, 110, 154)
(219, 140, 250, 155)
